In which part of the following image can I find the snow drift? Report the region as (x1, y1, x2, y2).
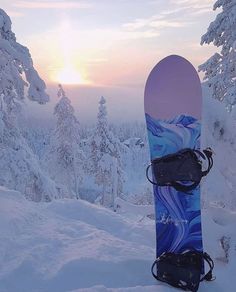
(1, 185, 236, 292)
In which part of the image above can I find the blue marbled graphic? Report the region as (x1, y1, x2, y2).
(146, 113, 203, 258)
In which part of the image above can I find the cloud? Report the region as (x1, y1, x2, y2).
(149, 0, 213, 16)
(121, 29, 160, 39)
(121, 0, 215, 44)
(172, 0, 212, 5)
(150, 19, 186, 28)
(170, 0, 213, 11)
(13, 1, 92, 9)
(191, 7, 213, 15)
(123, 14, 188, 34)
(7, 10, 24, 18)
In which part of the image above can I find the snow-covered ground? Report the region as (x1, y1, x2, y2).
(0, 186, 156, 292)
(1, 94, 236, 292)
(1, 182, 236, 292)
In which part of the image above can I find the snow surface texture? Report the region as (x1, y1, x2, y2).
(1, 91, 236, 292)
(0, 84, 235, 292)
(0, 187, 155, 292)
(1, 182, 236, 292)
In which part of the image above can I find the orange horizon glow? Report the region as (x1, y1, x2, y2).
(19, 7, 216, 88)
(52, 65, 91, 85)
(45, 20, 91, 85)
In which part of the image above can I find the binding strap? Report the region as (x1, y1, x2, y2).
(201, 252, 215, 282)
(151, 251, 215, 292)
(170, 148, 214, 193)
(201, 148, 214, 177)
(146, 148, 213, 192)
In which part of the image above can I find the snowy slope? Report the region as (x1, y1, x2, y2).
(1, 89, 236, 292)
(0, 187, 155, 292)
(1, 186, 236, 292)
(202, 89, 236, 210)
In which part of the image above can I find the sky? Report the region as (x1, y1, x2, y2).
(1, 0, 218, 123)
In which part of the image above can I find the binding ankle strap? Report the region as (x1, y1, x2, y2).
(146, 148, 214, 192)
(151, 251, 215, 292)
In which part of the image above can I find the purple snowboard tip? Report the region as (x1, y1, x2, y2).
(144, 55, 202, 120)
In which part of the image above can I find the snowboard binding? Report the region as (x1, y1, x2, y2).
(146, 148, 213, 192)
(151, 250, 215, 292)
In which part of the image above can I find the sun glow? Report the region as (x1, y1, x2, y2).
(55, 65, 89, 85)
(49, 20, 91, 85)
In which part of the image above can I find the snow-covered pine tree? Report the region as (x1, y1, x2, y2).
(0, 9, 63, 201)
(199, 0, 236, 113)
(89, 96, 124, 208)
(44, 85, 84, 198)
(0, 9, 49, 111)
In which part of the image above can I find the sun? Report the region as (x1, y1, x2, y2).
(54, 65, 89, 85)
(49, 20, 92, 85)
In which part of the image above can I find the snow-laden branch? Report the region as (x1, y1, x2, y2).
(199, 0, 236, 113)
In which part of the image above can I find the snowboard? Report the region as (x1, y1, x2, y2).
(144, 55, 203, 260)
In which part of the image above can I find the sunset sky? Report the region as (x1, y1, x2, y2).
(1, 0, 217, 123)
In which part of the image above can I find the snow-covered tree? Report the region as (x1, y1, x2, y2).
(0, 9, 49, 113)
(89, 96, 124, 208)
(0, 9, 64, 201)
(199, 0, 236, 112)
(44, 85, 84, 198)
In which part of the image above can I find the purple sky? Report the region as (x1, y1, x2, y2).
(0, 0, 217, 123)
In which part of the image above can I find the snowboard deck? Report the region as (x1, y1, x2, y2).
(144, 55, 203, 260)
